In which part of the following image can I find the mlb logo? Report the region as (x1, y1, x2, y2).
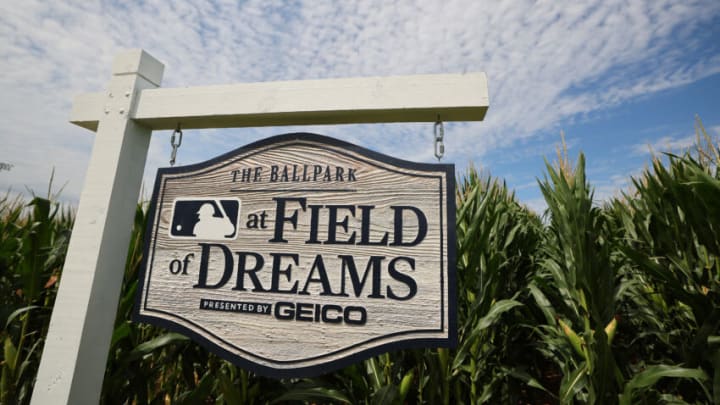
(169, 198, 241, 240)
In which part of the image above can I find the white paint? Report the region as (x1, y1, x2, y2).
(192, 201, 236, 239)
(70, 73, 489, 131)
(33, 48, 488, 402)
(31, 49, 164, 405)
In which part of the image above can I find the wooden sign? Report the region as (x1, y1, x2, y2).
(134, 132, 456, 377)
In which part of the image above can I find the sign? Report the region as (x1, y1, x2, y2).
(134, 132, 456, 377)
(34, 49, 486, 403)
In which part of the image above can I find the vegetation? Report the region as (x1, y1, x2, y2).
(1, 118, 718, 404)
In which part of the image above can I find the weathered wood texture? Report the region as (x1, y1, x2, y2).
(31, 49, 164, 405)
(137, 135, 453, 375)
(71, 73, 489, 131)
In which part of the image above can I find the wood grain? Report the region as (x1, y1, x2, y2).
(138, 135, 453, 373)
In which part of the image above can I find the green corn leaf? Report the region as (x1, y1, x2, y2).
(128, 332, 188, 360)
(3, 338, 17, 373)
(398, 369, 415, 403)
(218, 371, 242, 405)
(453, 299, 522, 369)
(371, 384, 398, 405)
(0, 366, 9, 405)
(270, 387, 352, 404)
(179, 371, 215, 405)
(366, 357, 383, 390)
(560, 363, 587, 404)
(502, 222, 522, 250)
(528, 282, 557, 325)
(619, 365, 709, 405)
(16, 338, 43, 384)
(4, 306, 39, 330)
(708, 336, 720, 346)
(110, 322, 131, 349)
(504, 367, 553, 395)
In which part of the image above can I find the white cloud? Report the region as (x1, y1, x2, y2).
(522, 197, 548, 216)
(632, 134, 698, 156)
(0, 0, 719, 202)
(631, 122, 720, 157)
(593, 172, 639, 204)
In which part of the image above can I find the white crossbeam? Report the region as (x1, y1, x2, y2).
(71, 73, 488, 131)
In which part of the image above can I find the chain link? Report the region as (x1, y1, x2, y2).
(434, 117, 444, 161)
(170, 125, 183, 166)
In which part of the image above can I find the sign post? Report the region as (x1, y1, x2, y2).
(32, 49, 488, 404)
(32, 49, 163, 405)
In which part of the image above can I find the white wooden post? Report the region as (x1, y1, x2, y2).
(33, 48, 488, 404)
(31, 49, 163, 405)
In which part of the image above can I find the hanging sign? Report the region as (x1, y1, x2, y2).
(134, 133, 456, 378)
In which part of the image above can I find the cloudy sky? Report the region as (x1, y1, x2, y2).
(1, 0, 719, 212)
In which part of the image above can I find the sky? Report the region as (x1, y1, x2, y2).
(1, 0, 719, 214)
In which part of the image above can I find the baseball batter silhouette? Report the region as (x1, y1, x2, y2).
(193, 203, 234, 239)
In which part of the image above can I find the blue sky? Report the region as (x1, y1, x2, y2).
(0, 1, 718, 213)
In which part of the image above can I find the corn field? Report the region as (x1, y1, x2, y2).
(1, 119, 719, 404)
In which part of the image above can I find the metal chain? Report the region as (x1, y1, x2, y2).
(170, 124, 183, 166)
(434, 117, 445, 161)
